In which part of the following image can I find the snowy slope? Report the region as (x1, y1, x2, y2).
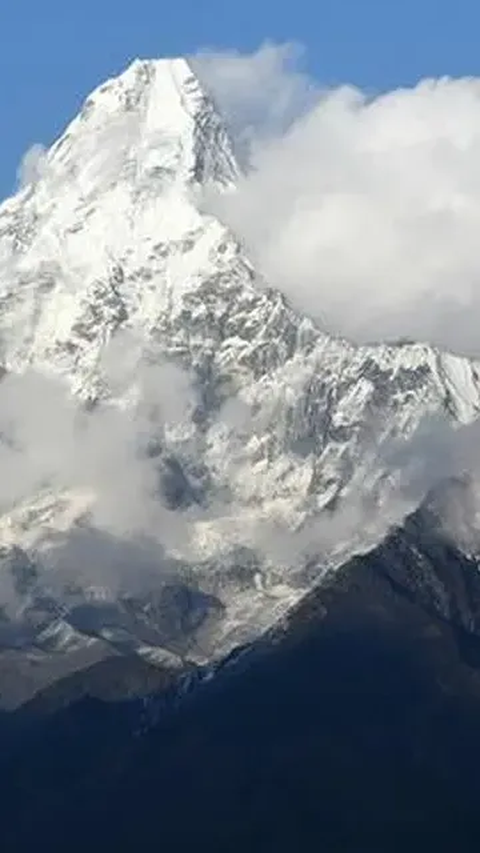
(0, 57, 479, 667)
(0, 58, 239, 394)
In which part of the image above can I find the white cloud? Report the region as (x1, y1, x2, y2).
(0, 353, 200, 604)
(192, 42, 317, 166)
(16, 143, 48, 189)
(198, 45, 480, 356)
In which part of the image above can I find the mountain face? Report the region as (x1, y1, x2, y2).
(1, 57, 480, 699)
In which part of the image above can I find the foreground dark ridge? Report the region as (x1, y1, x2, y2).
(2, 489, 480, 851)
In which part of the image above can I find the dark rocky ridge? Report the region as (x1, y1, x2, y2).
(2, 490, 480, 850)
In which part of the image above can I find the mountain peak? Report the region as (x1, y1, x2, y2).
(43, 54, 239, 195)
(0, 53, 245, 386)
(2, 54, 480, 669)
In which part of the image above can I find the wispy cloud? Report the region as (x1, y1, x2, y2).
(192, 42, 317, 167)
(16, 143, 48, 189)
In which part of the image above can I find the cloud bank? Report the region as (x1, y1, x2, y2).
(196, 44, 480, 357)
(0, 351, 202, 606)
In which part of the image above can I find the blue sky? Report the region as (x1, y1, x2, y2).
(1, 0, 480, 200)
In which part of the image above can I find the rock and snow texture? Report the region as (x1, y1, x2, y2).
(0, 56, 480, 666)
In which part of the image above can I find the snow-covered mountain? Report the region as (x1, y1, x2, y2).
(0, 56, 479, 685)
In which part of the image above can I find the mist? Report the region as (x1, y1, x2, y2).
(16, 143, 48, 190)
(0, 350, 202, 607)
